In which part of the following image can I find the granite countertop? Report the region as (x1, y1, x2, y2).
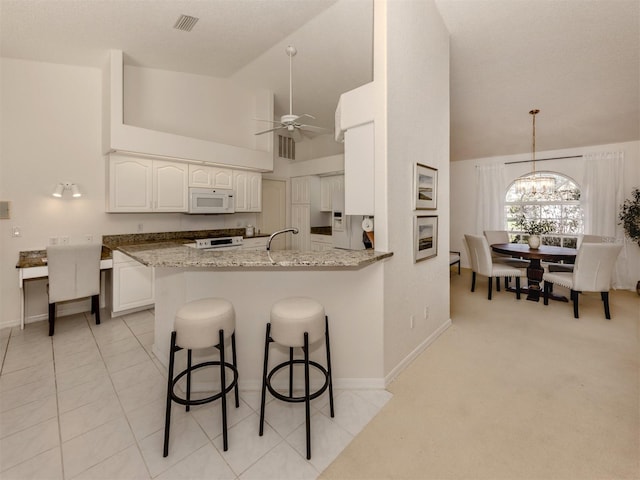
(119, 243, 392, 269)
(17, 246, 112, 269)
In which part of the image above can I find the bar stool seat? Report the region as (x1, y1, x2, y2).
(163, 298, 239, 457)
(259, 297, 334, 460)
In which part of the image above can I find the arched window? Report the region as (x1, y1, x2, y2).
(505, 171, 583, 248)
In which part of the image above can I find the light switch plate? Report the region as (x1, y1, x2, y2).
(0, 201, 10, 219)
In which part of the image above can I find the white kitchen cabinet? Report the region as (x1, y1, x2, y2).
(107, 155, 188, 212)
(310, 234, 334, 251)
(233, 170, 262, 212)
(188, 165, 233, 189)
(344, 122, 374, 215)
(111, 251, 154, 315)
(291, 204, 311, 250)
(320, 175, 344, 212)
(291, 176, 311, 204)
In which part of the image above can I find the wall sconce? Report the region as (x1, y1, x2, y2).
(52, 182, 81, 198)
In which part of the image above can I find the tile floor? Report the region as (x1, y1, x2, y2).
(0, 310, 391, 479)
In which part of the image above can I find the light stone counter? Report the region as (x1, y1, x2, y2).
(121, 243, 394, 390)
(117, 243, 393, 269)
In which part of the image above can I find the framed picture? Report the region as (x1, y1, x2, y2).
(414, 215, 438, 262)
(414, 163, 438, 210)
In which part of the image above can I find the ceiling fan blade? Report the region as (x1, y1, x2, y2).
(254, 118, 283, 125)
(291, 128, 303, 142)
(298, 124, 330, 133)
(255, 126, 285, 135)
(296, 113, 316, 121)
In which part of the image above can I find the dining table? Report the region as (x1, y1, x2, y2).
(491, 243, 577, 302)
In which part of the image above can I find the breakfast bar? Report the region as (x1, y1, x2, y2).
(119, 243, 393, 389)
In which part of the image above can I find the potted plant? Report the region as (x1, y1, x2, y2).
(514, 215, 556, 249)
(619, 187, 640, 294)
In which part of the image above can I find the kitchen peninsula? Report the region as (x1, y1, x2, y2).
(118, 242, 393, 389)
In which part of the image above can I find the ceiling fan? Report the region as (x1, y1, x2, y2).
(255, 45, 328, 142)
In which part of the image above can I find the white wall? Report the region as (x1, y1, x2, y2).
(0, 58, 261, 328)
(380, 0, 451, 377)
(450, 140, 640, 289)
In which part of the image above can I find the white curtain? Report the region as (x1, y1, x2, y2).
(581, 151, 630, 288)
(475, 163, 506, 234)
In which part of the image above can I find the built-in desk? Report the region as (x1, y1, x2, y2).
(16, 247, 113, 330)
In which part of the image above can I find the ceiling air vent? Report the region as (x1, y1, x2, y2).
(278, 135, 295, 160)
(174, 14, 199, 32)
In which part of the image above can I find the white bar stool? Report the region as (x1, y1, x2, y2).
(163, 298, 239, 457)
(259, 297, 334, 459)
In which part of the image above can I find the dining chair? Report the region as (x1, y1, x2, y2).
(46, 243, 102, 336)
(464, 234, 526, 300)
(542, 243, 622, 319)
(546, 234, 605, 273)
(449, 251, 461, 275)
(483, 230, 529, 289)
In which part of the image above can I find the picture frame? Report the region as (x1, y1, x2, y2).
(414, 163, 438, 210)
(414, 215, 438, 263)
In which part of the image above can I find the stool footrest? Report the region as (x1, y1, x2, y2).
(265, 359, 329, 403)
(170, 361, 238, 407)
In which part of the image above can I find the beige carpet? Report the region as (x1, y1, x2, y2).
(321, 269, 640, 479)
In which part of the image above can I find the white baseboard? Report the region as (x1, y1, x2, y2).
(384, 318, 452, 387)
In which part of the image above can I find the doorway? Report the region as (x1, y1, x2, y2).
(259, 179, 287, 250)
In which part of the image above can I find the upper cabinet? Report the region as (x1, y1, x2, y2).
(107, 155, 188, 212)
(102, 50, 274, 172)
(320, 175, 344, 212)
(233, 171, 262, 212)
(188, 165, 233, 189)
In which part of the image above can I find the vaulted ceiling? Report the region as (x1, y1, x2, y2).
(1, 0, 638, 161)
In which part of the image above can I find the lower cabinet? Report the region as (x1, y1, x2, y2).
(291, 204, 311, 250)
(310, 234, 334, 251)
(111, 251, 155, 315)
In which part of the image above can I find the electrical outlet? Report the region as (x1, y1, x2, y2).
(60, 236, 69, 245)
(84, 234, 93, 243)
(424, 306, 430, 319)
(12, 226, 21, 237)
(49, 237, 58, 245)
(409, 314, 415, 329)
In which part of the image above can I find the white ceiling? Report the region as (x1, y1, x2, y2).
(1, 0, 638, 161)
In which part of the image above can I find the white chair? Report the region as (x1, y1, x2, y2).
(449, 251, 461, 274)
(483, 230, 529, 289)
(46, 244, 102, 336)
(465, 234, 526, 300)
(546, 234, 606, 273)
(543, 243, 622, 319)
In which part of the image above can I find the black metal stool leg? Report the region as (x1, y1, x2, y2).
(219, 329, 228, 451)
(186, 349, 192, 412)
(303, 332, 311, 460)
(231, 332, 239, 408)
(289, 347, 294, 397)
(163, 332, 177, 457)
(325, 316, 335, 417)
(259, 323, 271, 436)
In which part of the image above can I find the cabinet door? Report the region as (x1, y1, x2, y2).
(212, 167, 233, 189)
(320, 177, 332, 211)
(344, 122, 374, 215)
(154, 161, 188, 212)
(247, 172, 262, 212)
(291, 176, 310, 204)
(233, 171, 248, 211)
(188, 165, 211, 187)
(108, 156, 153, 212)
(291, 204, 310, 250)
(112, 253, 155, 313)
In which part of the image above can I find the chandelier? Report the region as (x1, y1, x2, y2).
(513, 109, 556, 196)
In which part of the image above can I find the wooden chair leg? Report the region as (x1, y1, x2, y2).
(515, 277, 521, 300)
(92, 295, 101, 325)
(571, 290, 579, 318)
(487, 277, 493, 300)
(471, 272, 476, 292)
(543, 281, 550, 305)
(601, 291, 611, 320)
(496, 277, 501, 292)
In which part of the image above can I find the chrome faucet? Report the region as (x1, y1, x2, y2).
(266, 227, 299, 251)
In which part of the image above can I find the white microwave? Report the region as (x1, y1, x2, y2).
(188, 188, 235, 214)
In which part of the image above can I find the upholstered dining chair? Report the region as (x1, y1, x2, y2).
(46, 244, 102, 336)
(542, 243, 622, 319)
(546, 234, 606, 273)
(464, 234, 526, 300)
(483, 230, 529, 289)
(449, 251, 461, 275)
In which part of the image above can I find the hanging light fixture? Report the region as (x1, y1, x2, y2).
(513, 109, 556, 195)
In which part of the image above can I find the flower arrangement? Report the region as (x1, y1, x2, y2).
(513, 215, 556, 236)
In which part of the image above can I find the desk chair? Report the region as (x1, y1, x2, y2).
(46, 244, 102, 336)
(543, 243, 622, 319)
